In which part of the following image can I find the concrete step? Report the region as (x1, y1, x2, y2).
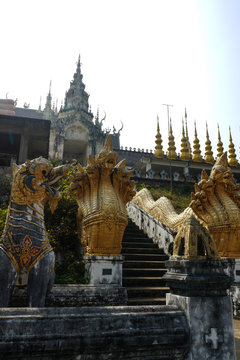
(123, 235, 153, 242)
(126, 286, 170, 298)
(123, 232, 150, 239)
(123, 277, 167, 287)
(123, 268, 167, 277)
(121, 247, 164, 254)
(123, 260, 166, 269)
(123, 253, 168, 261)
(127, 297, 167, 306)
(122, 241, 159, 249)
(122, 221, 169, 306)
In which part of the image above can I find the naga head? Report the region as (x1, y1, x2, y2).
(210, 152, 233, 185)
(95, 136, 118, 170)
(11, 157, 70, 213)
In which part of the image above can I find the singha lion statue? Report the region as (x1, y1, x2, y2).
(0, 157, 69, 307)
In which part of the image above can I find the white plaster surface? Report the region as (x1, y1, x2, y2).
(235, 259, 240, 283)
(84, 255, 123, 286)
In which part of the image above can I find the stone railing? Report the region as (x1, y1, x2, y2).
(126, 201, 174, 255)
(119, 146, 153, 153)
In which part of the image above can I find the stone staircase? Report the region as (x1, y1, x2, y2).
(121, 220, 169, 306)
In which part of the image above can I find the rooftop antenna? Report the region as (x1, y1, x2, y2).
(162, 104, 173, 135)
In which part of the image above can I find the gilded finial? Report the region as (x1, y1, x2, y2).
(228, 127, 238, 166)
(192, 121, 202, 162)
(217, 124, 224, 158)
(180, 119, 190, 160)
(38, 96, 42, 111)
(204, 123, 214, 163)
(167, 118, 177, 160)
(154, 115, 164, 158)
(77, 54, 81, 73)
(185, 109, 191, 157)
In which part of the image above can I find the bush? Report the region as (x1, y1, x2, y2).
(0, 207, 8, 234)
(135, 182, 192, 213)
(0, 167, 87, 284)
(0, 175, 11, 207)
(45, 167, 87, 284)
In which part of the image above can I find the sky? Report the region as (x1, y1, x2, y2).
(1, 0, 240, 158)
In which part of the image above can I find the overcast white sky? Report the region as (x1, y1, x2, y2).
(1, 0, 240, 157)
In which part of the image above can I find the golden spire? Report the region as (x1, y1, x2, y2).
(167, 118, 177, 159)
(180, 119, 190, 160)
(204, 123, 214, 163)
(154, 115, 164, 158)
(192, 121, 202, 162)
(185, 108, 191, 157)
(217, 124, 224, 158)
(228, 127, 238, 166)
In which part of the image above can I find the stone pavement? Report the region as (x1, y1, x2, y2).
(234, 318, 240, 359)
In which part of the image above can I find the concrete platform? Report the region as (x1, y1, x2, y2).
(234, 318, 240, 359)
(0, 305, 189, 359)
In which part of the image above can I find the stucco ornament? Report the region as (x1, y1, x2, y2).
(70, 136, 136, 256)
(0, 157, 70, 307)
(132, 152, 240, 258)
(172, 213, 219, 260)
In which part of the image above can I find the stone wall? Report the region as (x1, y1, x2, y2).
(0, 306, 189, 359)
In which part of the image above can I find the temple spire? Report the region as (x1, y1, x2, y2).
(180, 119, 190, 160)
(228, 127, 238, 166)
(38, 96, 42, 111)
(167, 118, 177, 159)
(204, 123, 214, 163)
(185, 108, 191, 157)
(217, 124, 224, 158)
(192, 121, 202, 162)
(44, 81, 52, 111)
(77, 54, 81, 74)
(154, 115, 164, 158)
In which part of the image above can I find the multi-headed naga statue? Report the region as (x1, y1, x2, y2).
(133, 153, 240, 258)
(0, 157, 69, 307)
(70, 136, 136, 256)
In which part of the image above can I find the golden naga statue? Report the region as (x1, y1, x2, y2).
(173, 213, 219, 260)
(133, 152, 240, 258)
(70, 136, 136, 256)
(190, 152, 240, 257)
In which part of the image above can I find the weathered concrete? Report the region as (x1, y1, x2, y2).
(233, 318, 240, 360)
(230, 285, 240, 317)
(10, 284, 128, 307)
(84, 255, 124, 286)
(230, 259, 240, 317)
(0, 305, 189, 359)
(164, 259, 236, 360)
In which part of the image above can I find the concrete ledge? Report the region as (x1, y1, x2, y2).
(10, 284, 128, 307)
(0, 306, 189, 359)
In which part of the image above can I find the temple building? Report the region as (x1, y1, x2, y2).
(0, 56, 120, 167)
(0, 56, 240, 184)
